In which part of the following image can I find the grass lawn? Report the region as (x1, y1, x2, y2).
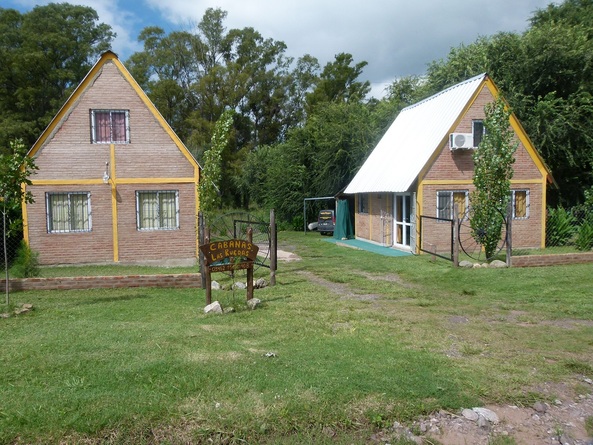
(1, 231, 592, 444)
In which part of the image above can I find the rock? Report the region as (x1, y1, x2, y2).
(461, 408, 479, 421)
(583, 377, 593, 385)
(472, 263, 482, 268)
(472, 407, 499, 424)
(211, 281, 221, 290)
(247, 298, 261, 310)
(489, 259, 508, 268)
(264, 352, 277, 358)
(204, 301, 223, 314)
(559, 433, 575, 445)
(533, 401, 548, 413)
(477, 415, 490, 429)
(254, 278, 267, 289)
(233, 282, 247, 290)
(459, 260, 474, 268)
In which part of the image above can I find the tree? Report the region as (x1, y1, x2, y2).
(0, 4, 114, 150)
(470, 98, 517, 259)
(0, 139, 37, 235)
(199, 110, 234, 214)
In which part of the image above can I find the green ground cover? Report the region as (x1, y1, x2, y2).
(1, 231, 592, 444)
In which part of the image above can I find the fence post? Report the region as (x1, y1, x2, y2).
(3, 200, 9, 306)
(198, 211, 206, 289)
(506, 201, 513, 267)
(452, 204, 460, 267)
(270, 208, 277, 286)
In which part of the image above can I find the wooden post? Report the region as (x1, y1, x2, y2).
(204, 228, 211, 305)
(506, 201, 513, 267)
(198, 211, 206, 289)
(247, 228, 254, 300)
(453, 204, 460, 267)
(270, 208, 276, 286)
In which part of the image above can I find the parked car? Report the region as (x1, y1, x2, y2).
(318, 210, 335, 235)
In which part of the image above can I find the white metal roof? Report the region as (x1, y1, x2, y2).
(345, 73, 487, 194)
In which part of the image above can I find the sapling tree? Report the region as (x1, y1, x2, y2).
(199, 110, 234, 215)
(470, 97, 517, 259)
(1, 139, 37, 305)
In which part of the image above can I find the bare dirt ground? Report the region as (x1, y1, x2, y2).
(295, 268, 593, 445)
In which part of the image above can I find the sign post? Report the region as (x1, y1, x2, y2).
(199, 228, 259, 304)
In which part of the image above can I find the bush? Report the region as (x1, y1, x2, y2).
(546, 207, 577, 246)
(575, 217, 593, 251)
(9, 241, 40, 278)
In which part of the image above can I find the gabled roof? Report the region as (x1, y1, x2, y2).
(345, 74, 487, 194)
(28, 51, 199, 169)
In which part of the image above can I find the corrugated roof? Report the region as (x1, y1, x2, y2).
(345, 73, 486, 194)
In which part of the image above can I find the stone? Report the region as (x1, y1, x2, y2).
(461, 408, 479, 421)
(459, 260, 474, 268)
(472, 407, 499, 424)
(204, 301, 223, 314)
(533, 401, 548, 413)
(477, 415, 490, 429)
(247, 298, 261, 310)
(254, 278, 267, 289)
(489, 260, 508, 268)
(559, 433, 575, 445)
(211, 281, 221, 290)
(233, 282, 247, 290)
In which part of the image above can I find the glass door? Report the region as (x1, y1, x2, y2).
(394, 194, 411, 248)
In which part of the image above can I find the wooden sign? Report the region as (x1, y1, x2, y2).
(200, 232, 259, 304)
(200, 239, 259, 266)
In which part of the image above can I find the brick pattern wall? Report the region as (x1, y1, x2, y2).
(512, 252, 593, 267)
(1, 274, 202, 292)
(354, 193, 394, 245)
(27, 60, 199, 265)
(422, 85, 545, 250)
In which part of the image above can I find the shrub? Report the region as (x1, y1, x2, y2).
(546, 207, 577, 246)
(575, 217, 593, 251)
(9, 241, 40, 278)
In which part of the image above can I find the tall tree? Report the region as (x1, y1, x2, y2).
(0, 4, 114, 150)
(470, 98, 517, 259)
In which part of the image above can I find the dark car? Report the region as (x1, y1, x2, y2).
(318, 209, 335, 235)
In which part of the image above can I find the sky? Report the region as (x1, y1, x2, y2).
(6, 0, 555, 98)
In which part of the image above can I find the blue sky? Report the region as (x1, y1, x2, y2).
(5, 0, 554, 98)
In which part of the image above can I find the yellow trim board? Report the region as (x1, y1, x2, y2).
(31, 177, 197, 186)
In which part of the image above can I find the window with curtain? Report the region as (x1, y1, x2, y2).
(511, 189, 529, 219)
(136, 191, 179, 230)
(437, 190, 468, 220)
(91, 110, 129, 143)
(46, 192, 92, 233)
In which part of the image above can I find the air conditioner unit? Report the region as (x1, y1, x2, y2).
(450, 133, 474, 150)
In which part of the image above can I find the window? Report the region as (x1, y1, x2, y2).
(511, 189, 529, 219)
(136, 191, 179, 230)
(437, 191, 468, 220)
(91, 109, 129, 143)
(472, 120, 484, 147)
(358, 194, 369, 214)
(46, 192, 91, 233)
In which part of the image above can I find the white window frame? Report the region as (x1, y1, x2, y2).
(136, 190, 180, 231)
(90, 109, 130, 144)
(511, 189, 530, 220)
(436, 190, 469, 220)
(46, 192, 92, 233)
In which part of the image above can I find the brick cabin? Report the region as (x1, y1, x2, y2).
(23, 51, 201, 265)
(345, 74, 552, 254)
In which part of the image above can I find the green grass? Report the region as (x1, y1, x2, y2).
(1, 231, 592, 444)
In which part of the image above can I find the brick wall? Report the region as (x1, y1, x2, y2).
(27, 60, 199, 265)
(422, 85, 546, 250)
(1, 273, 202, 292)
(512, 252, 593, 267)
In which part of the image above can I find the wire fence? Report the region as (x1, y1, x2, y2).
(513, 205, 593, 256)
